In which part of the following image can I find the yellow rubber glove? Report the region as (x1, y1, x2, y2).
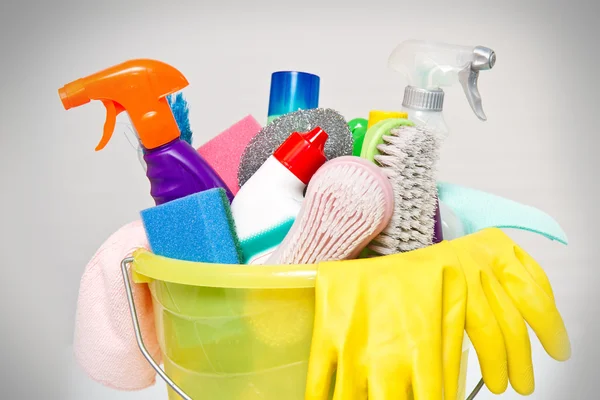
(448, 228, 571, 395)
(305, 242, 468, 400)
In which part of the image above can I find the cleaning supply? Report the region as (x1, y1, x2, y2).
(231, 127, 328, 264)
(348, 117, 368, 156)
(139, 187, 246, 374)
(366, 125, 442, 254)
(59, 58, 234, 205)
(360, 118, 415, 161)
(126, 228, 569, 400)
(437, 181, 569, 244)
(267, 71, 320, 124)
(267, 156, 394, 265)
(241, 157, 392, 370)
(381, 40, 497, 244)
(132, 93, 194, 172)
(448, 228, 571, 395)
(73, 220, 160, 390)
(238, 108, 353, 188)
(197, 115, 262, 195)
(140, 188, 242, 263)
(169, 92, 193, 145)
(367, 110, 407, 128)
(305, 241, 469, 400)
(388, 40, 496, 134)
(439, 200, 468, 240)
(349, 112, 408, 157)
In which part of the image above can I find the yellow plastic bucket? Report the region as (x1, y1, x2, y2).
(125, 249, 472, 400)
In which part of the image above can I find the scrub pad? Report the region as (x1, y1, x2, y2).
(238, 108, 353, 188)
(267, 156, 394, 264)
(140, 188, 243, 263)
(368, 125, 441, 254)
(198, 115, 262, 195)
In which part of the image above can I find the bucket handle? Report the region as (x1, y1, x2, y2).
(122, 257, 483, 400)
(121, 257, 192, 400)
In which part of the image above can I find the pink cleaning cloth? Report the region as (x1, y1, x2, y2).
(197, 115, 262, 195)
(267, 156, 394, 265)
(73, 220, 160, 391)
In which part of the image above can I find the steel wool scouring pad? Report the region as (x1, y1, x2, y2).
(140, 188, 243, 263)
(237, 108, 353, 188)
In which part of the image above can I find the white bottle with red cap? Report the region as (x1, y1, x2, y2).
(231, 127, 328, 264)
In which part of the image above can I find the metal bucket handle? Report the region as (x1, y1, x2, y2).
(121, 257, 484, 400)
(121, 257, 193, 400)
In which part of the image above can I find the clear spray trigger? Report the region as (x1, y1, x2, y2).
(458, 46, 496, 121)
(388, 40, 496, 121)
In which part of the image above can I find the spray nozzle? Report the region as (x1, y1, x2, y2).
(388, 40, 496, 121)
(58, 59, 189, 151)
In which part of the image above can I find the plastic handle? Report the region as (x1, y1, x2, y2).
(388, 40, 496, 120)
(458, 46, 496, 121)
(458, 66, 486, 121)
(96, 100, 125, 151)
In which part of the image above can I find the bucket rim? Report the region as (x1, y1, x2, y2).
(130, 248, 318, 289)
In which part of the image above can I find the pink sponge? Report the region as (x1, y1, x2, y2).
(197, 115, 262, 195)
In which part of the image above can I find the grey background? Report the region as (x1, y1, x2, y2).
(0, 0, 597, 398)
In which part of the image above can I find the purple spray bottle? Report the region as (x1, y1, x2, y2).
(58, 59, 234, 205)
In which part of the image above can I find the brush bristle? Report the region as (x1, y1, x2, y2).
(268, 157, 393, 265)
(237, 108, 353, 188)
(369, 125, 440, 255)
(168, 93, 193, 145)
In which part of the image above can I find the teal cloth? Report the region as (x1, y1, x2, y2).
(437, 182, 568, 245)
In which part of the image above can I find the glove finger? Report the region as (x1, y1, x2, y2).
(305, 294, 335, 399)
(481, 271, 534, 396)
(460, 266, 508, 394)
(442, 264, 468, 400)
(304, 339, 336, 400)
(332, 356, 365, 400)
(513, 245, 555, 301)
(411, 342, 443, 400)
(497, 254, 571, 362)
(367, 363, 410, 400)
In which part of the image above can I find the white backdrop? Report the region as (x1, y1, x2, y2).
(0, 0, 597, 398)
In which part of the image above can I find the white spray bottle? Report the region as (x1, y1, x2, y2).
(388, 40, 496, 240)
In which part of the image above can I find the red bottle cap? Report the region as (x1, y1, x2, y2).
(273, 127, 328, 185)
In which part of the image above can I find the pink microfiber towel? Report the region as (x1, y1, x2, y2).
(73, 220, 159, 390)
(197, 115, 262, 195)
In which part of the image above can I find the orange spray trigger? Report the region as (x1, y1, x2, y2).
(96, 100, 125, 151)
(59, 59, 189, 151)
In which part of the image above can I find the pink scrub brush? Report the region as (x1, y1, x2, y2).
(266, 156, 394, 265)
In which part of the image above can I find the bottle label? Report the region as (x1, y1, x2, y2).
(240, 218, 295, 264)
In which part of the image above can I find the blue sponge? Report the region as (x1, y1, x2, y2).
(140, 188, 243, 263)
